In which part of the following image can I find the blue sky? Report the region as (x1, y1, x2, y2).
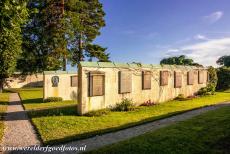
(93, 0, 230, 66)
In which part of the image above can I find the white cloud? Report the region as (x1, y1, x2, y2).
(194, 34, 208, 40)
(204, 11, 223, 23)
(165, 38, 230, 66)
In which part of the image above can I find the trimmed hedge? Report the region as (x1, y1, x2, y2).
(44, 97, 63, 102)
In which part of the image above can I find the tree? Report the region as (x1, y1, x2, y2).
(18, 0, 109, 74)
(65, 0, 110, 65)
(216, 67, 230, 90)
(216, 55, 230, 67)
(0, 0, 28, 92)
(160, 55, 203, 66)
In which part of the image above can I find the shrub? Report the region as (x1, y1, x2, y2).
(216, 66, 230, 90)
(44, 97, 63, 102)
(84, 109, 110, 117)
(112, 98, 135, 112)
(141, 100, 156, 106)
(198, 66, 217, 96)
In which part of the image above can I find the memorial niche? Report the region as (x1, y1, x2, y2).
(51, 76, 59, 87)
(119, 71, 132, 94)
(142, 71, 151, 90)
(160, 71, 169, 86)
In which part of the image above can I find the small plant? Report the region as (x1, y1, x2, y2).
(197, 87, 212, 96)
(44, 97, 63, 102)
(112, 98, 135, 112)
(174, 94, 189, 101)
(84, 109, 110, 117)
(141, 100, 156, 106)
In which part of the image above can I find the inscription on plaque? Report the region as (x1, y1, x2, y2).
(71, 76, 78, 87)
(119, 71, 132, 94)
(142, 71, 151, 90)
(160, 71, 169, 86)
(89, 72, 105, 97)
(187, 71, 194, 85)
(198, 70, 204, 84)
(174, 72, 182, 88)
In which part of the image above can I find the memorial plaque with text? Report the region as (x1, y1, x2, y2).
(198, 70, 204, 84)
(71, 76, 78, 87)
(119, 71, 132, 93)
(187, 71, 194, 85)
(142, 71, 151, 90)
(89, 72, 105, 97)
(160, 71, 169, 86)
(174, 72, 182, 88)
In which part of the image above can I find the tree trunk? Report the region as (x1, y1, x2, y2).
(0, 79, 4, 93)
(78, 33, 83, 63)
(62, 55, 67, 71)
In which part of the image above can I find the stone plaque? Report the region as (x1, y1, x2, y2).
(89, 72, 105, 97)
(160, 71, 169, 86)
(71, 76, 78, 87)
(119, 71, 132, 94)
(51, 76, 59, 87)
(187, 71, 194, 85)
(198, 70, 204, 84)
(142, 71, 151, 90)
(174, 72, 182, 88)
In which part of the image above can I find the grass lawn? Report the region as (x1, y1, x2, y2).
(86, 106, 230, 154)
(21, 88, 230, 145)
(13, 88, 77, 110)
(0, 92, 9, 141)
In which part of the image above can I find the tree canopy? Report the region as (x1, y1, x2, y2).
(0, 0, 28, 92)
(216, 55, 230, 67)
(160, 55, 202, 66)
(17, 0, 110, 74)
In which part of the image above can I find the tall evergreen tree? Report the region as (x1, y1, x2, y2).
(18, 0, 109, 73)
(0, 0, 28, 92)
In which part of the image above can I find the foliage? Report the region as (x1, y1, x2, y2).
(141, 100, 156, 106)
(160, 55, 203, 66)
(216, 67, 230, 90)
(112, 98, 135, 111)
(18, 0, 109, 74)
(216, 55, 230, 67)
(0, 0, 28, 92)
(84, 109, 110, 117)
(198, 66, 217, 96)
(87, 106, 230, 154)
(44, 97, 63, 102)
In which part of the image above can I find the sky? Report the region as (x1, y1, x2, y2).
(92, 0, 230, 67)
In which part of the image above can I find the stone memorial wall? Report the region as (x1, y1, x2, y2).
(78, 62, 208, 115)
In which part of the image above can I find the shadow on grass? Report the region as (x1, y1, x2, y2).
(21, 98, 43, 104)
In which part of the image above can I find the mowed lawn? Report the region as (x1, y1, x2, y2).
(17, 88, 230, 145)
(0, 93, 9, 141)
(15, 88, 76, 110)
(86, 106, 230, 154)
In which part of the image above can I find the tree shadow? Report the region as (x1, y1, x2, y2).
(21, 98, 43, 104)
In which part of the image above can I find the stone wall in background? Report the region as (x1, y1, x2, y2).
(43, 71, 78, 100)
(78, 62, 208, 115)
(4, 73, 43, 89)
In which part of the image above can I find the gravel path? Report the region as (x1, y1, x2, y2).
(1, 93, 41, 153)
(59, 102, 230, 153)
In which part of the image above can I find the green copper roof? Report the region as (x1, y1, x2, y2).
(79, 61, 205, 69)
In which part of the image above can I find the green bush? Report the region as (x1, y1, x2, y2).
(198, 66, 217, 96)
(216, 66, 230, 90)
(44, 97, 63, 102)
(112, 98, 135, 112)
(84, 109, 110, 117)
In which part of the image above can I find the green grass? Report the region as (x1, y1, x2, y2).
(0, 93, 9, 141)
(14, 88, 77, 110)
(86, 106, 230, 154)
(22, 88, 230, 145)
